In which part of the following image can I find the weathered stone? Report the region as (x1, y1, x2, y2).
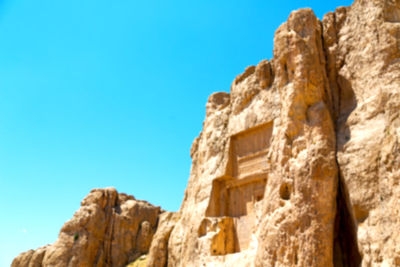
(11, 246, 48, 267)
(12, 188, 161, 267)
(146, 212, 178, 267)
(323, 1, 400, 266)
(12, 1, 400, 266)
(168, 1, 400, 266)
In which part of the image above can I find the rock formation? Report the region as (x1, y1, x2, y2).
(12, 0, 400, 266)
(12, 188, 161, 267)
(146, 212, 178, 267)
(166, 1, 400, 266)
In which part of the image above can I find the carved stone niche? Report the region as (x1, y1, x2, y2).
(231, 122, 272, 180)
(203, 122, 273, 255)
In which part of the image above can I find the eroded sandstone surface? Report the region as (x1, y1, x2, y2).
(12, 0, 400, 266)
(167, 1, 400, 266)
(12, 188, 161, 267)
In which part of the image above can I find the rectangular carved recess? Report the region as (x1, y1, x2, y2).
(205, 122, 273, 254)
(231, 122, 273, 179)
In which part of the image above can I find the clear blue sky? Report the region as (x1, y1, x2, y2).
(0, 0, 352, 265)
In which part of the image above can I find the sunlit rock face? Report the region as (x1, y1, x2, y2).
(12, 188, 161, 267)
(12, 0, 400, 266)
(323, 1, 400, 266)
(167, 1, 400, 266)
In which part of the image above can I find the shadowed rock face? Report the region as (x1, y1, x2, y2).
(12, 0, 400, 266)
(146, 212, 178, 267)
(12, 188, 161, 267)
(323, 1, 400, 266)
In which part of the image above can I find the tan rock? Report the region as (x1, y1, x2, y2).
(168, 8, 337, 267)
(255, 8, 338, 267)
(146, 212, 178, 267)
(12, 1, 400, 266)
(323, 0, 400, 266)
(11, 246, 48, 267)
(12, 188, 161, 267)
(168, 1, 400, 266)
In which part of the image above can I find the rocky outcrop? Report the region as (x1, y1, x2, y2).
(12, 188, 161, 267)
(11, 246, 48, 267)
(12, 0, 400, 266)
(167, 1, 400, 266)
(146, 212, 178, 267)
(323, 1, 400, 266)
(254, 9, 338, 267)
(168, 8, 338, 266)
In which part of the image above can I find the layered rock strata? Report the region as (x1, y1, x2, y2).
(12, 188, 161, 267)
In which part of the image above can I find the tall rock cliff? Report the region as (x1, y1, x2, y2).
(165, 0, 400, 266)
(12, 0, 400, 266)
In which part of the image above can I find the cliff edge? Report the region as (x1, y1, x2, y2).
(13, 0, 400, 266)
